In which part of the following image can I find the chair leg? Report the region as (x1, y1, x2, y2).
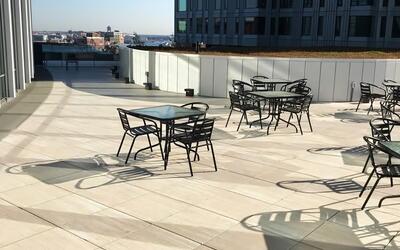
(117, 132, 127, 157)
(237, 112, 245, 131)
(209, 141, 218, 172)
(274, 112, 281, 131)
(296, 113, 303, 135)
(362, 154, 370, 173)
(361, 177, 381, 210)
(193, 142, 199, 162)
(359, 171, 375, 197)
(125, 136, 137, 164)
(287, 113, 293, 128)
(258, 108, 263, 129)
(158, 133, 164, 161)
(307, 112, 313, 132)
(244, 111, 249, 125)
(225, 108, 234, 128)
(146, 134, 153, 152)
(367, 99, 374, 115)
(391, 177, 394, 187)
(185, 145, 194, 176)
(356, 98, 362, 112)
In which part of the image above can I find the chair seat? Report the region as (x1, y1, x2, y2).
(281, 105, 301, 113)
(129, 125, 158, 136)
(376, 164, 400, 177)
(371, 93, 385, 99)
(174, 123, 193, 131)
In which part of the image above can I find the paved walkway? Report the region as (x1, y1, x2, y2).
(0, 67, 399, 249)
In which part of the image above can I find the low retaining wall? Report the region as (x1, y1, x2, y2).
(120, 47, 400, 102)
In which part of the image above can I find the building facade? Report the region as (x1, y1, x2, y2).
(0, 0, 34, 104)
(175, 0, 400, 48)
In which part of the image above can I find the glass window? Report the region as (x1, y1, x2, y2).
(198, 0, 202, 9)
(270, 18, 276, 35)
(380, 16, 387, 37)
(246, 0, 267, 8)
(196, 17, 203, 33)
(235, 17, 240, 34)
(223, 18, 228, 34)
(178, 19, 187, 33)
(244, 17, 265, 34)
(337, 0, 343, 6)
(214, 17, 221, 34)
(396, 0, 400, 6)
(303, 0, 313, 8)
(320, 0, 325, 7)
(335, 16, 342, 37)
(205, 18, 209, 33)
(392, 17, 400, 38)
(318, 16, 324, 36)
(350, 0, 373, 6)
(178, 0, 187, 11)
(302, 16, 312, 36)
(348, 16, 372, 37)
(278, 17, 291, 35)
(215, 0, 221, 9)
(382, 0, 388, 6)
(280, 0, 293, 8)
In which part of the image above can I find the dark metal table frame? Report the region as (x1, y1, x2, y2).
(127, 105, 205, 169)
(377, 141, 400, 206)
(248, 91, 304, 135)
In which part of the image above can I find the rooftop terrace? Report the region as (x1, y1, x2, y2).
(0, 67, 399, 249)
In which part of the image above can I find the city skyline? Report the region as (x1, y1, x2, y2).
(32, 0, 174, 35)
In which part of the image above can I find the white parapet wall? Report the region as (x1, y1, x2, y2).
(119, 47, 400, 102)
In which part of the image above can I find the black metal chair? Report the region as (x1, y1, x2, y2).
(116, 108, 163, 164)
(250, 76, 270, 91)
(362, 118, 400, 174)
(226, 91, 263, 131)
(281, 79, 308, 92)
(381, 101, 400, 120)
(174, 102, 209, 133)
(356, 82, 386, 115)
(360, 136, 400, 210)
(173, 119, 217, 176)
(232, 80, 253, 94)
(279, 94, 313, 135)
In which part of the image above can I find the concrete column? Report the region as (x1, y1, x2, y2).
(21, 0, 32, 83)
(27, 0, 34, 78)
(2, 0, 16, 98)
(14, 0, 26, 90)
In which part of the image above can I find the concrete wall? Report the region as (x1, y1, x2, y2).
(119, 47, 400, 102)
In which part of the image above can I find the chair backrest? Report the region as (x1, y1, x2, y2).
(283, 79, 307, 92)
(250, 78, 267, 91)
(301, 94, 313, 111)
(360, 82, 372, 96)
(380, 101, 400, 120)
(232, 80, 252, 94)
(363, 136, 387, 170)
(229, 91, 242, 108)
(369, 118, 399, 141)
(191, 119, 215, 142)
(181, 102, 209, 121)
(117, 108, 131, 131)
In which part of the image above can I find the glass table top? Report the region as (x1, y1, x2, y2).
(252, 77, 291, 84)
(128, 105, 205, 121)
(379, 141, 400, 158)
(249, 91, 304, 99)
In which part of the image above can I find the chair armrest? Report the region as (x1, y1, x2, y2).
(385, 79, 397, 83)
(370, 83, 387, 95)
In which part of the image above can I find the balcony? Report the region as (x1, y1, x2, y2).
(0, 66, 399, 249)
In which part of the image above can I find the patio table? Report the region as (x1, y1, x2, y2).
(127, 105, 205, 169)
(248, 91, 304, 135)
(377, 141, 400, 206)
(251, 77, 292, 91)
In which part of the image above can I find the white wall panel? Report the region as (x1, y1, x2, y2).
(386, 61, 396, 81)
(242, 59, 258, 83)
(273, 59, 290, 79)
(334, 62, 350, 102)
(167, 55, 178, 92)
(177, 55, 189, 93)
(319, 62, 336, 102)
(374, 61, 386, 86)
(289, 60, 306, 81)
(349, 62, 363, 101)
(158, 54, 168, 91)
(227, 59, 243, 94)
(200, 57, 214, 96)
(214, 58, 228, 98)
(188, 56, 200, 95)
(304, 61, 321, 101)
(257, 59, 274, 78)
(395, 62, 400, 82)
(362, 61, 376, 83)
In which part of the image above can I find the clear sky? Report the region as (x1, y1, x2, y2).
(32, 0, 174, 35)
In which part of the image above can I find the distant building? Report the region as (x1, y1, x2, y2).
(175, 0, 400, 49)
(107, 25, 112, 32)
(86, 37, 105, 49)
(32, 34, 48, 42)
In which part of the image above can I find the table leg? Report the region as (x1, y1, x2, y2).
(163, 123, 170, 170)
